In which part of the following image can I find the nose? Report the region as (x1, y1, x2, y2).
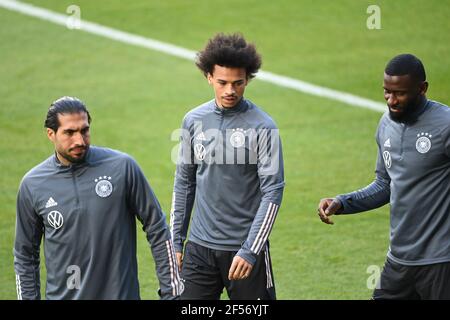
(73, 132, 86, 146)
(386, 93, 398, 106)
(226, 84, 236, 95)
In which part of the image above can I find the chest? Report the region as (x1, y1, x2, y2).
(34, 169, 125, 235)
(379, 124, 447, 172)
(190, 116, 260, 164)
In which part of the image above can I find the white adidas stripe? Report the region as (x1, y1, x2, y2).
(169, 191, 176, 240)
(264, 250, 273, 289)
(254, 204, 279, 254)
(251, 203, 279, 254)
(165, 240, 182, 296)
(251, 203, 274, 253)
(16, 274, 22, 300)
(0, 0, 386, 113)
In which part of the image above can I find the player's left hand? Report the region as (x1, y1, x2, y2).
(228, 256, 253, 281)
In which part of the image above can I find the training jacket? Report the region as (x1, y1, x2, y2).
(336, 98, 450, 266)
(171, 98, 285, 266)
(14, 146, 182, 299)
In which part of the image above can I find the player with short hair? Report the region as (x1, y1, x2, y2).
(171, 33, 285, 300)
(318, 54, 450, 299)
(14, 96, 182, 300)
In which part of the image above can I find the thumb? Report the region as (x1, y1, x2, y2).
(325, 199, 341, 215)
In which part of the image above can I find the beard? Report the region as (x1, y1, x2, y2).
(388, 97, 423, 122)
(60, 145, 89, 164)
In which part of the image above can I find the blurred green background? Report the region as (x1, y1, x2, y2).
(0, 0, 448, 299)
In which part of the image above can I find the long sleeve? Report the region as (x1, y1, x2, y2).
(444, 124, 450, 158)
(170, 117, 197, 254)
(125, 157, 182, 300)
(237, 129, 285, 265)
(335, 135, 391, 214)
(13, 180, 43, 300)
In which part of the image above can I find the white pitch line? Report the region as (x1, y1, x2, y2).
(0, 0, 386, 113)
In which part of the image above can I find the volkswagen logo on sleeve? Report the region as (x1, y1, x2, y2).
(94, 176, 113, 198)
(194, 143, 206, 161)
(47, 211, 64, 230)
(383, 150, 392, 169)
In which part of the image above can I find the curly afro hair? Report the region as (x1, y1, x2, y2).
(196, 33, 262, 79)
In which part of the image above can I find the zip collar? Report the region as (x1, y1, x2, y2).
(52, 147, 91, 173)
(214, 98, 248, 115)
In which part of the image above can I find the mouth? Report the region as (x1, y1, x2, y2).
(388, 105, 403, 113)
(70, 147, 86, 154)
(223, 96, 237, 102)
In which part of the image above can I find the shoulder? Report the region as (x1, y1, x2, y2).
(88, 145, 130, 162)
(426, 100, 450, 120)
(87, 146, 140, 170)
(422, 100, 450, 134)
(88, 147, 145, 177)
(242, 99, 279, 129)
(183, 100, 215, 126)
(374, 112, 391, 142)
(20, 156, 55, 189)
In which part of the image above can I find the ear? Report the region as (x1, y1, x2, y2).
(47, 128, 56, 142)
(420, 81, 428, 95)
(207, 73, 213, 85)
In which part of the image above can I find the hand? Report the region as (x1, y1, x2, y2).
(176, 252, 183, 273)
(317, 198, 342, 225)
(228, 256, 253, 281)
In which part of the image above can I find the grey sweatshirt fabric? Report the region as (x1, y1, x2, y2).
(14, 146, 182, 300)
(336, 99, 450, 266)
(171, 98, 285, 266)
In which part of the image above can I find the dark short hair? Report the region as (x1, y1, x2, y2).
(385, 54, 426, 82)
(195, 33, 262, 79)
(44, 96, 91, 132)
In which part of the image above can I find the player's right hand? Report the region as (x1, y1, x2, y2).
(317, 198, 342, 225)
(176, 252, 183, 272)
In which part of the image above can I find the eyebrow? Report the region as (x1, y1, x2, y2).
(63, 125, 90, 133)
(383, 87, 407, 92)
(217, 79, 245, 83)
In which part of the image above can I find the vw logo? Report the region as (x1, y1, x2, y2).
(47, 210, 64, 230)
(383, 151, 392, 169)
(194, 143, 206, 161)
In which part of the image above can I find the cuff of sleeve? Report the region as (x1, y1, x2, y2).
(236, 248, 257, 266)
(158, 288, 180, 300)
(334, 196, 346, 215)
(173, 242, 183, 254)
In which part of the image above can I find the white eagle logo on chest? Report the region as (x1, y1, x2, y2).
(415, 132, 432, 154)
(94, 176, 113, 198)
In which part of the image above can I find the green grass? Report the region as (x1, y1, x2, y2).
(0, 0, 448, 299)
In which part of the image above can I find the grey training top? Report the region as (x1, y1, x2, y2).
(171, 98, 285, 265)
(336, 99, 450, 266)
(14, 146, 182, 299)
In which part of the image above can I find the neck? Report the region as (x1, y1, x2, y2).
(55, 152, 72, 166)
